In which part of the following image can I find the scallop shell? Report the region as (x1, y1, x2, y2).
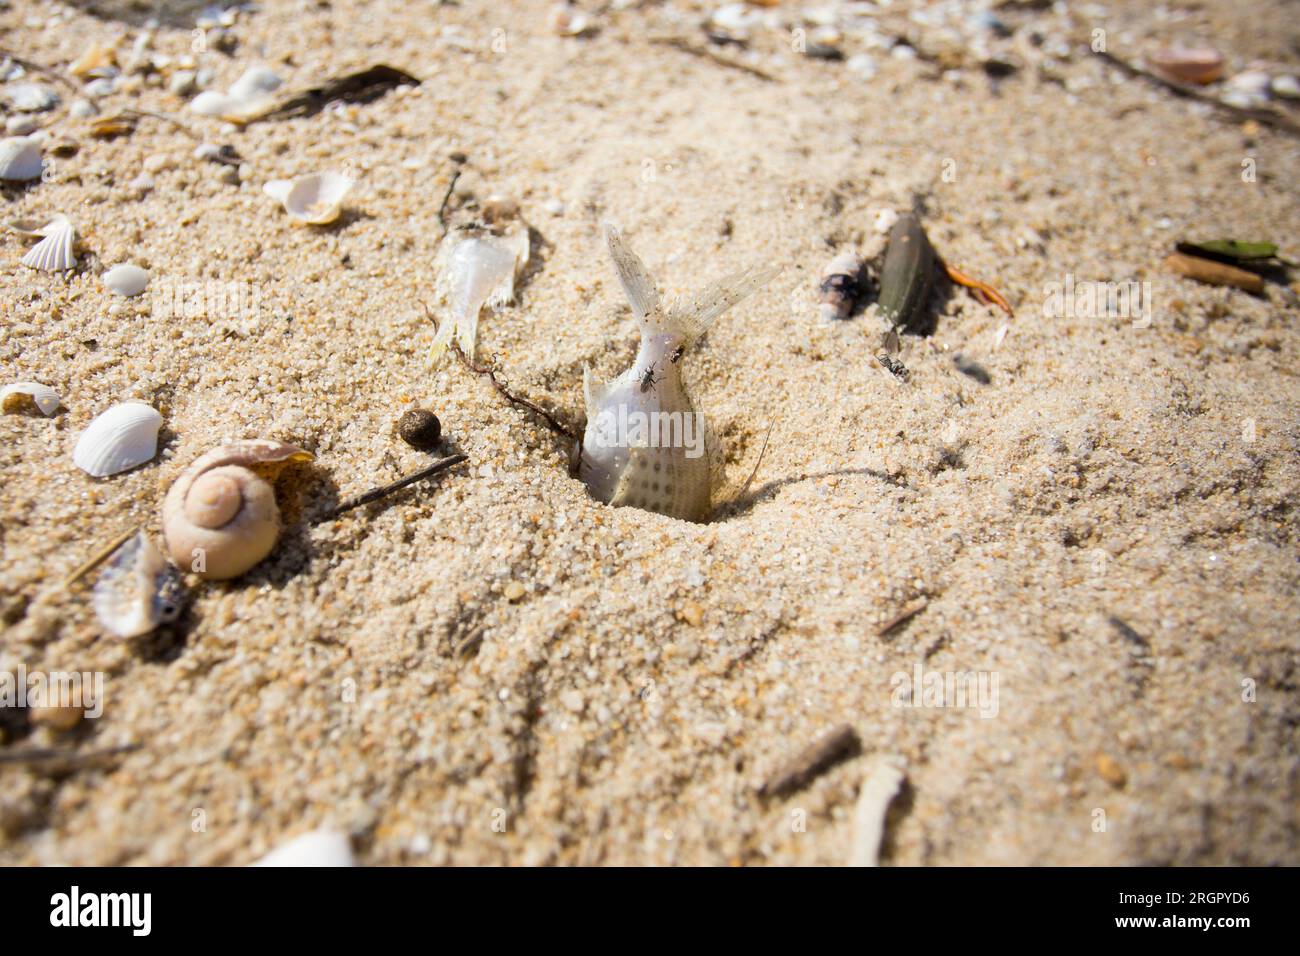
(103, 263, 149, 296)
(0, 136, 43, 181)
(263, 172, 352, 225)
(21, 215, 77, 272)
(92, 532, 187, 638)
(1, 381, 61, 416)
(72, 400, 163, 477)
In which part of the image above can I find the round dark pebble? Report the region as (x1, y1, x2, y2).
(398, 408, 442, 450)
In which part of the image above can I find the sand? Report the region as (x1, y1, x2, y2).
(1, 0, 1297, 865)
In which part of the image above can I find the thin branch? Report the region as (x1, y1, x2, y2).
(1093, 50, 1300, 137)
(322, 454, 469, 521)
(648, 36, 778, 83)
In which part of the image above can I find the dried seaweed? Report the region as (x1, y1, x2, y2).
(256, 64, 420, 122)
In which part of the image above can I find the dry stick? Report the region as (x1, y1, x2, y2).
(877, 597, 929, 637)
(727, 421, 775, 510)
(119, 107, 202, 141)
(648, 36, 778, 83)
(437, 330, 579, 442)
(0, 743, 141, 766)
(322, 454, 469, 521)
(1093, 50, 1300, 138)
(436, 161, 465, 240)
(63, 527, 138, 589)
(0, 49, 82, 94)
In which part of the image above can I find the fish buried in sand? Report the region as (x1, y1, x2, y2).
(579, 224, 777, 522)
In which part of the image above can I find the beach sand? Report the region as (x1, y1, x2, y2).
(1, 0, 1297, 865)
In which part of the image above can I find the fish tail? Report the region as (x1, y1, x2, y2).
(668, 263, 780, 347)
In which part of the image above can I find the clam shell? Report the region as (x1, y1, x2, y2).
(0, 136, 43, 181)
(189, 90, 235, 116)
(92, 532, 187, 638)
(227, 65, 282, 102)
(264, 172, 352, 224)
(21, 215, 76, 271)
(251, 830, 355, 867)
(103, 263, 149, 296)
(73, 400, 163, 477)
(1, 381, 61, 416)
(1148, 48, 1224, 86)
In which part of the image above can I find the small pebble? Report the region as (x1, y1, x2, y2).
(169, 70, 197, 96)
(1096, 753, 1127, 788)
(5, 116, 38, 135)
(503, 580, 526, 602)
(397, 408, 442, 450)
(69, 99, 96, 119)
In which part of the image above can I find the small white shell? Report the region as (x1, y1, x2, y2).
(227, 65, 282, 102)
(6, 82, 59, 112)
(251, 830, 354, 867)
(0, 136, 43, 181)
(21, 215, 77, 271)
(1, 381, 61, 416)
(92, 532, 187, 638)
(103, 263, 149, 296)
(263, 172, 352, 225)
(188, 90, 235, 116)
(72, 401, 163, 477)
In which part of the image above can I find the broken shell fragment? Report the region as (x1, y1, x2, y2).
(162, 440, 314, 580)
(103, 263, 149, 296)
(21, 215, 77, 271)
(819, 250, 867, 321)
(251, 830, 355, 867)
(0, 136, 43, 181)
(72, 400, 163, 477)
(6, 83, 59, 112)
(2, 381, 61, 416)
(92, 532, 187, 638)
(263, 172, 352, 225)
(1148, 47, 1224, 86)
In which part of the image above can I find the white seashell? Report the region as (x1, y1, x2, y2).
(69, 99, 96, 119)
(21, 215, 76, 271)
(0, 136, 43, 181)
(7, 82, 59, 112)
(72, 401, 163, 477)
(92, 532, 187, 639)
(1, 381, 61, 416)
(189, 90, 235, 115)
(228, 65, 282, 102)
(6, 115, 38, 136)
(251, 830, 355, 867)
(104, 263, 149, 296)
(263, 172, 352, 225)
(1272, 74, 1300, 100)
(84, 77, 119, 98)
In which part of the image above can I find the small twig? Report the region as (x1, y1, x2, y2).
(649, 36, 778, 82)
(430, 317, 579, 442)
(1093, 50, 1300, 137)
(877, 597, 929, 637)
(941, 260, 1014, 317)
(63, 527, 138, 589)
(436, 158, 465, 239)
(758, 723, 860, 798)
(119, 107, 202, 142)
(0, 743, 141, 766)
(727, 421, 774, 509)
(0, 48, 82, 94)
(322, 454, 469, 521)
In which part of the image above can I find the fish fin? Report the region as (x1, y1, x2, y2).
(582, 363, 604, 420)
(427, 312, 457, 366)
(668, 264, 780, 347)
(603, 222, 660, 320)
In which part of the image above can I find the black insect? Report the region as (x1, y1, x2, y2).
(669, 345, 685, 364)
(639, 362, 662, 393)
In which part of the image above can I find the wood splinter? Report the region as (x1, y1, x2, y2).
(322, 453, 469, 521)
(758, 723, 860, 798)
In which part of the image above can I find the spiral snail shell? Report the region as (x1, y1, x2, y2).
(162, 440, 314, 580)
